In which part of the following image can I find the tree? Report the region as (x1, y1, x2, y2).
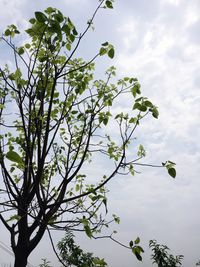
(196, 260, 200, 266)
(57, 232, 107, 267)
(149, 240, 183, 267)
(0, 1, 176, 266)
(39, 259, 52, 267)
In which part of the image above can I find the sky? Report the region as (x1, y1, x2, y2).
(0, 0, 200, 266)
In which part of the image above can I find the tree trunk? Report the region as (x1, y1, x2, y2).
(14, 252, 28, 267)
(13, 205, 30, 267)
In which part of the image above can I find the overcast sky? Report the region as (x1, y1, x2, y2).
(0, 0, 200, 266)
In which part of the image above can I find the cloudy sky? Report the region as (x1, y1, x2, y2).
(0, 0, 200, 266)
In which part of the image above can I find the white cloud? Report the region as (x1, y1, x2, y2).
(163, 0, 182, 6)
(0, 0, 27, 31)
(106, 1, 200, 266)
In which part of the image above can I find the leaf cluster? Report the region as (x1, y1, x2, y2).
(57, 232, 107, 267)
(149, 240, 183, 267)
(129, 237, 144, 261)
(0, 1, 177, 265)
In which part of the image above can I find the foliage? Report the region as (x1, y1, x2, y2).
(57, 232, 107, 267)
(38, 259, 52, 267)
(129, 237, 144, 261)
(196, 260, 200, 266)
(149, 240, 183, 267)
(0, 1, 175, 266)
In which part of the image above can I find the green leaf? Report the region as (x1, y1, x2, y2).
(71, 110, 78, 115)
(102, 42, 109, 46)
(152, 107, 159, 118)
(62, 24, 70, 35)
(45, 7, 55, 14)
(54, 13, 64, 23)
(108, 48, 115, 59)
(144, 100, 153, 107)
(113, 214, 120, 224)
(131, 83, 141, 97)
(15, 68, 22, 80)
(129, 117, 137, 124)
(6, 214, 21, 222)
(50, 20, 61, 33)
(131, 87, 137, 97)
(10, 167, 15, 173)
(72, 28, 78, 36)
(137, 144, 146, 157)
(99, 47, 107, 56)
(5, 29, 11, 36)
(102, 198, 108, 213)
(69, 34, 75, 42)
(134, 237, 140, 244)
(137, 245, 144, 253)
(14, 29, 20, 34)
(135, 252, 142, 261)
(25, 43, 31, 49)
(105, 0, 113, 8)
(35, 11, 48, 23)
(135, 97, 143, 102)
(168, 167, 176, 178)
(133, 102, 142, 111)
(75, 184, 80, 191)
(84, 225, 92, 238)
(129, 240, 133, 247)
(132, 246, 144, 261)
(18, 47, 24, 55)
(129, 164, 135, 176)
(6, 151, 23, 165)
(29, 18, 36, 24)
(103, 117, 109, 126)
(66, 43, 71, 51)
(140, 105, 147, 112)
